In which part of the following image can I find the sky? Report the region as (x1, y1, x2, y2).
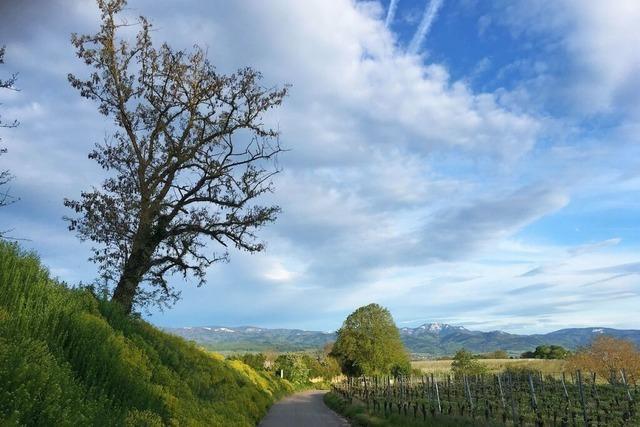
(0, 0, 639, 334)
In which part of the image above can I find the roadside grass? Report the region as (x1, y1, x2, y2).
(0, 241, 293, 426)
(412, 358, 565, 376)
(324, 391, 500, 427)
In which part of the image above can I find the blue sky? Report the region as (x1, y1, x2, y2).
(0, 0, 639, 333)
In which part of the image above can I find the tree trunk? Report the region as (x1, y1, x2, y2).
(112, 225, 156, 314)
(112, 273, 139, 314)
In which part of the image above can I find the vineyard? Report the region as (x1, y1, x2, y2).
(332, 370, 639, 426)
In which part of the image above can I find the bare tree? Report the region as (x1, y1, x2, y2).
(65, 0, 288, 314)
(566, 335, 640, 383)
(0, 45, 19, 211)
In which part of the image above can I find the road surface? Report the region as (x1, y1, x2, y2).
(259, 390, 350, 427)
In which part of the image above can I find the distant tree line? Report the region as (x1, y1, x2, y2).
(227, 304, 415, 383)
(226, 346, 341, 386)
(521, 344, 570, 359)
(474, 349, 510, 359)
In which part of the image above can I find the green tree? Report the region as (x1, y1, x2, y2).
(521, 344, 569, 359)
(330, 303, 410, 376)
(451, 349, 488, 377)
(273, 354, 309, 384)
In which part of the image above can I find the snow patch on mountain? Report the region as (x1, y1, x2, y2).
(400, 323, 468, 335)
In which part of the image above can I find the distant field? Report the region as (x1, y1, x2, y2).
(412, 358, 565, 375)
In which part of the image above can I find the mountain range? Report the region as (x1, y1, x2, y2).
(165, 322, 640, 356)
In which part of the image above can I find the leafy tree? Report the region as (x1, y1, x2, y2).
(521, 344, 569, 360)
(451, 348, 488, 377)
(321, 355, 342, 379)
(330, 303, 410, 376)
(390, 361, 412, 377)
(64, 0, 288, 313)
(273, 354, 309, 384)
(302, 352, 341, 380)
(566, 335, 640, 383)
(301, 354, 324, 379)
(0, 46, 18, 213)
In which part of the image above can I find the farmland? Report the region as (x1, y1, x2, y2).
(332, 370, 639, 426)
(412, 358, 566, 376)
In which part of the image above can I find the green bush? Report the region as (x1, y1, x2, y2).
(451, 349, 488, 377)
(0, 241, 292, 426)
(521, 344, 570, 359)
(274, 353, 310, 384)
(300, 353, 341, 380)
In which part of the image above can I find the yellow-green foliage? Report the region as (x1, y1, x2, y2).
(0, 242, 292, 426)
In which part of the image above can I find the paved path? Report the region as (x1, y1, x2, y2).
(259, 390, 350, 427)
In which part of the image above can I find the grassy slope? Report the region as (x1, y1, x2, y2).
(0, 242, 292, 426)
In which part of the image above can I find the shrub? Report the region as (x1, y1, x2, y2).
(274, 354, 310, 384)
(228, 353, 267, 371)
(390, 361, 412, 378)
(451, 349, 488, 377)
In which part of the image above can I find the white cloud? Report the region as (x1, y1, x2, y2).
(408, 0, 444, 54)
(502, 0, 640, 115)
(138, 0, 541, 162)
(385, 0, 400, 27)
(1, 0, 638, 332)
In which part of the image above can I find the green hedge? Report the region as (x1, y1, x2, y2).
(0, 242, 292, 426)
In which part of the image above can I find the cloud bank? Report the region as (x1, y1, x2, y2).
(0, 0, 638, 333)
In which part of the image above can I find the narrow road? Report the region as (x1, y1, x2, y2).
(259, 390, 350, 427)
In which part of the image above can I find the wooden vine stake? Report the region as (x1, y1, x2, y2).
(497, 374, 506, 409)
(621, 369, 633, 402)
(434, 375, 442, 413)
(577, 370, 588, 425)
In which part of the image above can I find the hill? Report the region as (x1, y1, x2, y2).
(167, 321, 640, 357)
(0, 242, 291, 426)
(165, 325, 335, 352)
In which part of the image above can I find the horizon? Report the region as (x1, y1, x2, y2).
(160, 320, 640, 336)
(1, 0, 639, 335)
